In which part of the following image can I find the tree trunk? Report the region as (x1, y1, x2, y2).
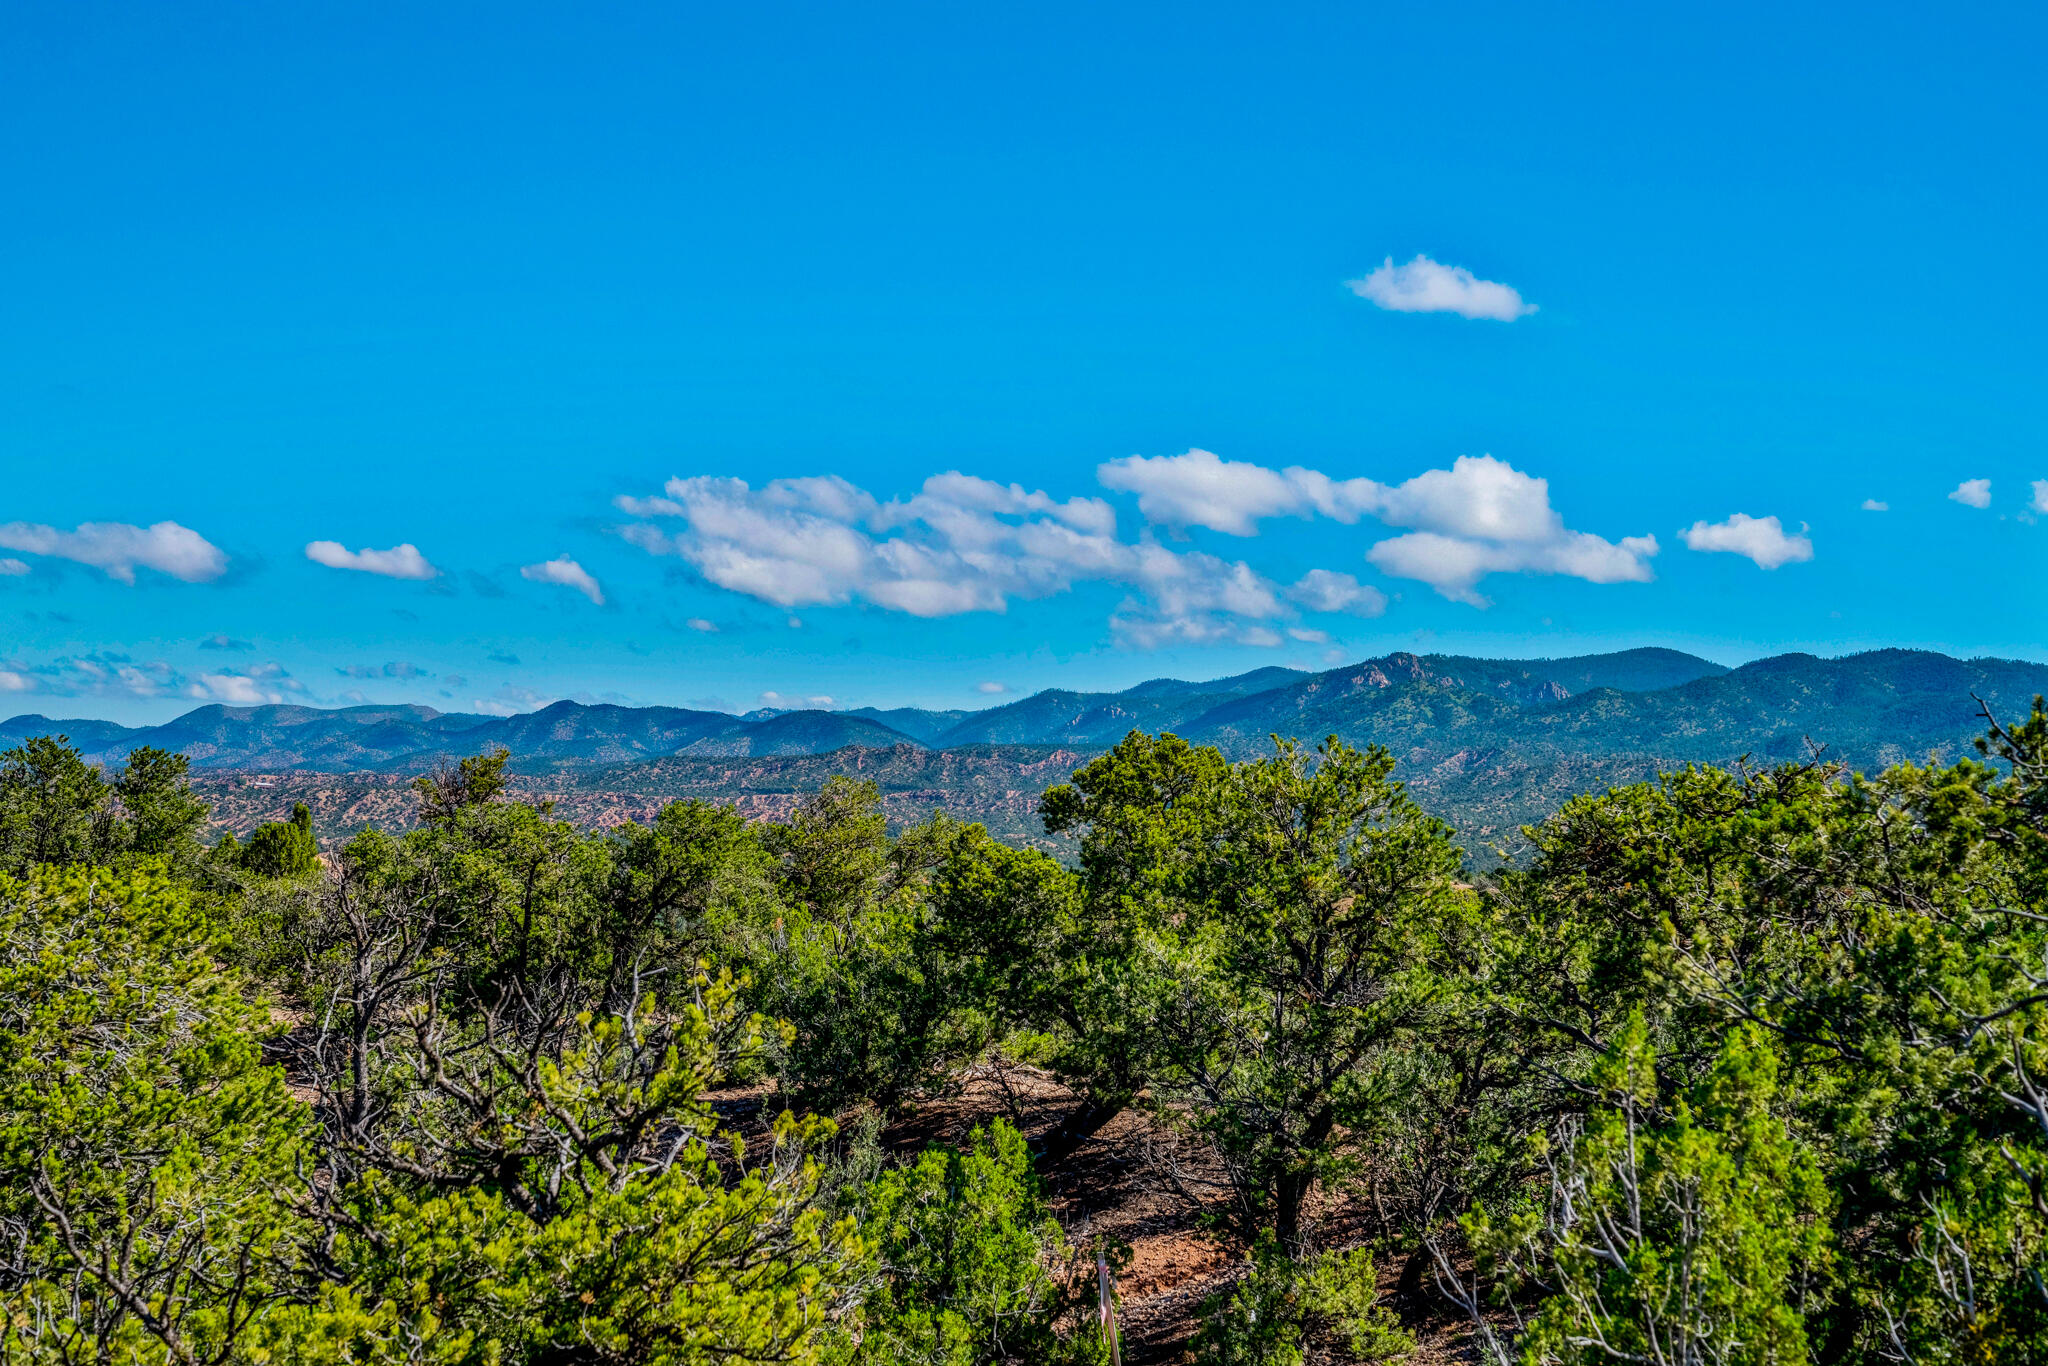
(1275, 1169, 1315, 1256)
(1393, 1240, 1433, 1312)
(1033, 1095, 1127, 1171)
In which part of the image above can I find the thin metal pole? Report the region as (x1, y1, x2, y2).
(1098, 1251, 1121, 1366)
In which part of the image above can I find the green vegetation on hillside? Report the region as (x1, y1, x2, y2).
(2, 693, 2046, 1361)
(31, 649, 2048, 862)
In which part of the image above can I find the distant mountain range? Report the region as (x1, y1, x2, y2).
(11, 647, 2047, 856)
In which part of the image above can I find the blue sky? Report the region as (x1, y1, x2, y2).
(4, 2, 2045, 724)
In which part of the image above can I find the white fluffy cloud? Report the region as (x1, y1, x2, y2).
(2031, 480, 2048, 514)
(1948, 479, 1991, 509)
(1095, 450, 1655, 606)
(305, 540, 440, 579)
(184, 661, 305, 706)
(622, 452, 1662, 635)
(0, 520, 228, 583)
(187, 672, 284, 705)
(618, 470, 1287, 645)
(1679, 513, 1814, 569)
(1345, 254, 1537, 321)
(1287, 569, 1387, 617)
(520, 555, 605, 605)
(3, 654, 302, 706)
(28, 654, 181, 699)
(1354, 457, 1660, 606)
(1097, 449, 1378, 536)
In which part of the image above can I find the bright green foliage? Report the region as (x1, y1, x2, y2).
(286, 789, 869, 1360)
(303, 801, 755, 1208)
(1192, 1235, 1411, 1366)
(1468, 1018, 1832, 1366)
(0, 864, 312, 1363)
(257, 1111, 859, 1366)
(848, 1121, 1106, 1366)
(240, 800, 319, 879)
(0, 780, 870, 1365)
(1437, 711, 2048, 1362)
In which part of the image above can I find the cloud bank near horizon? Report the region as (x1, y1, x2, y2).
(612, 449, 1685, 636)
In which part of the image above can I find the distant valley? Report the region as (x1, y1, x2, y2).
(10, 647, 2046, 858)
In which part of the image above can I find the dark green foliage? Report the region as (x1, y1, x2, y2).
(0, 735, 114, 872)
(239, 800, 319, 878)
(113, 746, 210, 866)
(1426, 707, 2048, 1363)
(410, 744, 511, 822)
(738, 778, 996, 1111)
(0, 736, 214, 878)
(1043, 734, 1463, 1247)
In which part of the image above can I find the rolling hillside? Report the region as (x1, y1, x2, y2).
(27, 646, 2027, 859)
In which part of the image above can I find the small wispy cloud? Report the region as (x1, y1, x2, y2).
(0, 520, 229, 583)
(337, 661, 427, 680)
(184, 661, 306, 706)
(1680, 513, 1814, 569)
(684, 617, 719, 633)
(469, 684, 554, 717)
(1345, 254, 1536, 321)
(188, 674, 280, 705)
(976, 681, 1009, 694)
(18, 652, 181, 700)
(306, 540, 440, 579)
(1860, 499, 1888, 512)
(520, 555, 605, 605)
(0, 670, 33, 692)
(759, 690, 836, 710)
(0, 558, 28, 577)
(1287, 569, 1388, 618)
(2031, 480, 2048, 514)
(1948, 479, 1991, 509)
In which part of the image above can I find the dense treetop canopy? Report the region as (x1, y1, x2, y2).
(1, 702, 2043, 1362)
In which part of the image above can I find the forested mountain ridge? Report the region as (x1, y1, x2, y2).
(18, 646, 2031, 778)
(24, 646, 2030, 855)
